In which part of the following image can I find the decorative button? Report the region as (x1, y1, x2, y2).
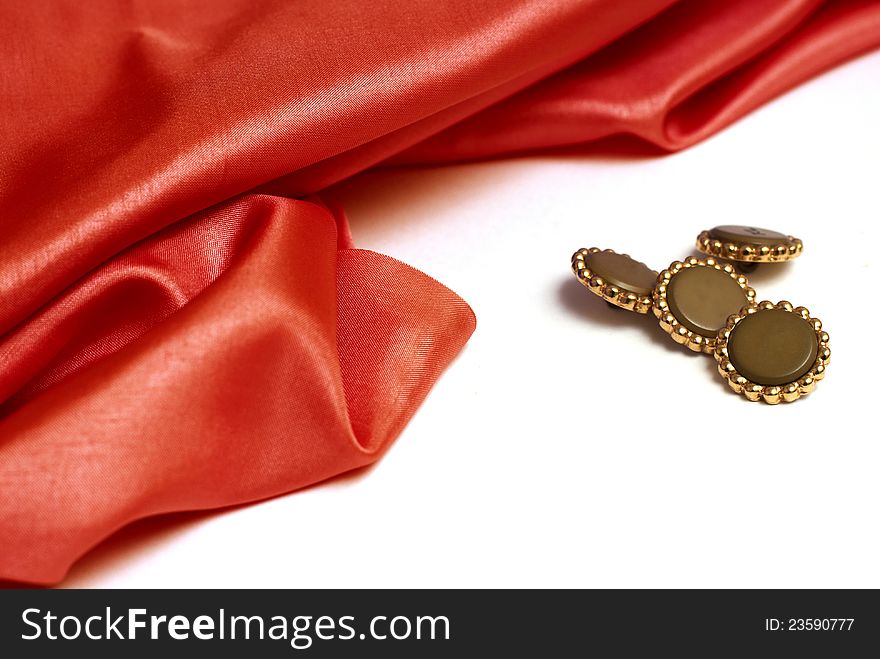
(715, 301, 830, 404)
(653, 258, 756, 353)
(571, 248, 658, 313)
(696, 225, 802, 265)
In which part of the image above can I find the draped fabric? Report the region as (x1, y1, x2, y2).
(1, 0, 878, 584)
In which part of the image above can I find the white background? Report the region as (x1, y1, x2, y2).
(68, 48, 880, 588)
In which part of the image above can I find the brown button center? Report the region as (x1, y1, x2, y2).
(584, 251, 658, 296)
(708, 225, 787, 246)
(727, 308, 818, 386)
(666, 266, 749, 337)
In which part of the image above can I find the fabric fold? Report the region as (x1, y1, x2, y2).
(1, 0, 879, 583)
(392, 0, 880, 162)
(0, 196, 475, 583)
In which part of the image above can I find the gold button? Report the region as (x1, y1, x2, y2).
(571, 248, 658, 314)
(696, 225, 802, 266)
(715, 301, 830, 404)
(653, 257, 756, 353)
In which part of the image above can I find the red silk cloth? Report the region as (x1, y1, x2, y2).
(1, 0, 878, 584)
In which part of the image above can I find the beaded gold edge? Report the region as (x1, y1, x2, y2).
(696, 230, 803, 263)
(653, 257, 756, 354)
(714, 300, 830, 404)
(571, 247, 654, 314)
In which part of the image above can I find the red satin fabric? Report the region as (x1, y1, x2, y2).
(1, 0, 878, 584)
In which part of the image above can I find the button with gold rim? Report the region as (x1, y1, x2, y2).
(715, 301, 830, 404)
(696, 225, 802, 265)
(653, 257, 756, 353)
(571, 248, 658, 314)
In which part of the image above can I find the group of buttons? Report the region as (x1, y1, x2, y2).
(571, 226, 830, 404)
